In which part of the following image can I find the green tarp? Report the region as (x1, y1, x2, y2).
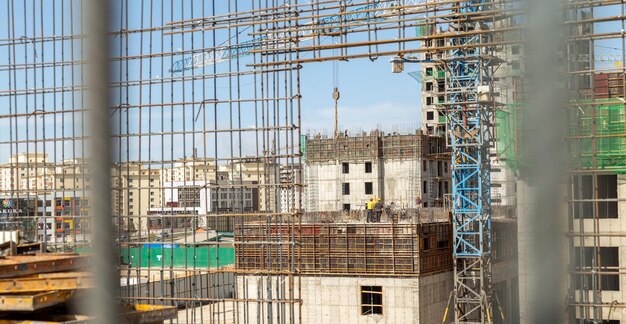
(120, 246, 234, 268)
(77, 246, 235, 268)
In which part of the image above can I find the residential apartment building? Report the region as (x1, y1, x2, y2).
(158, 156, 219, 183)
(225, 158, 278, 213)
(36, 193, 91, 246)
(0, 153, 54, 194)
(0, 153, 274, 235)
(0, 154, 93, 195)
(112, 163, 161, 233)
(419, 34, 447, 137)
(148, 180, 259, 232)
(563, 39, 626, 322)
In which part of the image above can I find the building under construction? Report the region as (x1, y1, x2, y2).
(234, 214, 517, 324)
(0, 0, 624, 323)
(304, 130, 449, 211)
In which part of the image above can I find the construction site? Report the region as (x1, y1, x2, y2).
(0, 0, 624, 323)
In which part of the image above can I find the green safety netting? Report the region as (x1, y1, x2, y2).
(496, 100, 626, 172)
(495, 103, 526, 171)
(300, 134, 307, 159)
(569, 99, 626, 171)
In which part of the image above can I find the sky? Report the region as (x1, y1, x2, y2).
(300, 57, 421, 135)
(0, 1, 623, 164)
(0, 0, 424, 164)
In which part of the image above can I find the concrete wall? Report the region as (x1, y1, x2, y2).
(120, 271, 235, 307)
(383, 160, 420, 208)
(306, 161, 383, 211)
(234, 275, 301, 323)
(236, 273, 452, 324)
(305, 162, 336, 211)
(493, 259, 520, 324)
(418, 272, 454, 323)
(306, 158, 451, 212)
(569, 174, 626, 322)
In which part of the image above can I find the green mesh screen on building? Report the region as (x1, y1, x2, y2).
(569, 99, 626, 171)
(495, 103, 525, 172)
(496, 100, 625, 172)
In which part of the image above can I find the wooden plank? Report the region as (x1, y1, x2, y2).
(0, 304, 177, 323)
(0, 255, 90, 279)
(0, 291, 76, 311)
(594, 73, 608, 81)
(0, 276, 91, 293)
(0, 315, 91, 324)
(16, 243, 44, 255)
(119, 304, 177, 323)
(0, 241, 17, 256)
(34, 272, 90, 279)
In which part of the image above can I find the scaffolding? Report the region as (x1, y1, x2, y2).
(566, 96, 626, 322)
(305, 132, 381, 163)
(2, 0, 625, 323)
(0, 0, 514, 322)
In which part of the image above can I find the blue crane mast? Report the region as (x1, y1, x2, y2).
(444, 0, 498, 323)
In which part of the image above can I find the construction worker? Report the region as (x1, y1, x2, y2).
(374, 198, 383, 223)
(366, 197, 375, 223)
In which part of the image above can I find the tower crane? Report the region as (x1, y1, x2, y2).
(170, 0, 424, 73)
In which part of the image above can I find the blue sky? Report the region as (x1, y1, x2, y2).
(0, 0, 424, 164)
(300, 58, 421, 135)
(0, 1, 623, 164)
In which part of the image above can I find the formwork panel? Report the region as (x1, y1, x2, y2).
(235, 222, 452, 276)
